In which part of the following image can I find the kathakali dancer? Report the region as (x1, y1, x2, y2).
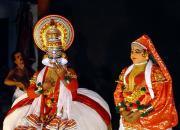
(114, 35, 178, 130)
(3, 15, 111, 130)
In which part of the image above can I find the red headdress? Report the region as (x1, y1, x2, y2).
(132, 34, 171, 82)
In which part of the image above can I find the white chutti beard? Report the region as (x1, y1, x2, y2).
(42, 57, 68, 67)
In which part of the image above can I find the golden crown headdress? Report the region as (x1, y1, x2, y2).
(33, 15, 74, 53)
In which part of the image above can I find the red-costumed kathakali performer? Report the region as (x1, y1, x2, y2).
(3, 15, 111, 130)
(114, 35, 178, 130)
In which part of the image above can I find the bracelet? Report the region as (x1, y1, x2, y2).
(141, 105, 153, 117)
(145, 105, 153, 113)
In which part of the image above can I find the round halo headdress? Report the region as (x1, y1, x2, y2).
(33, 15, 74, 66)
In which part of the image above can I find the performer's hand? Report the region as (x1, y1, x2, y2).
(121, 110, 132, 122)
(121, 110, 131, 117)
(53, 63, 66, 78)
(125, 111, 141, 123)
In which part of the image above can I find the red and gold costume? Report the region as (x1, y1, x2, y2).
(3, 15, 111, 130)
(114, 35, 178, 130)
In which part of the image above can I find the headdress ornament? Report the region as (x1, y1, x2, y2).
(33, 15, 74, 66)
(33, 15, 74, 52)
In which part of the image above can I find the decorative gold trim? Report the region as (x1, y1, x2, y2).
(33, 15, 74, 52)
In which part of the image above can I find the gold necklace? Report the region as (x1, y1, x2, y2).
(126, 63, 146, 91)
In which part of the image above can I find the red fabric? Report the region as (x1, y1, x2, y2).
(6, 67, 110, 127)
(66, 78, 78, 99)
(27, 83, 39, 99)
(141, 66, 178, 129)
(114, 65, 178, 129)
(27, 68, 48, 99)
(74, 94, 111, 126)
(7, 98, 33, 116)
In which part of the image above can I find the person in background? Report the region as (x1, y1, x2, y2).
(114, 35, 178, 130)
(4, 51, 33, 101)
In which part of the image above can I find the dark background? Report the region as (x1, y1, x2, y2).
(0, 0, 180, 129)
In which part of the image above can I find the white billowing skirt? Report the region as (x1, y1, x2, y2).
(3, 88, 111, 130)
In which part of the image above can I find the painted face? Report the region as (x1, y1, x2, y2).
(14, 52, 24, 68)
(130, 44, 148, 64)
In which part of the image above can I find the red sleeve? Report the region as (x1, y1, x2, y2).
(65, 68, 78, 99)
(141, 66, 178, 129)
(114, 68, 127, 106)
(66, 78, 78, 98)
(27, 83, 39, 99)
(27, 72, 40, 99)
